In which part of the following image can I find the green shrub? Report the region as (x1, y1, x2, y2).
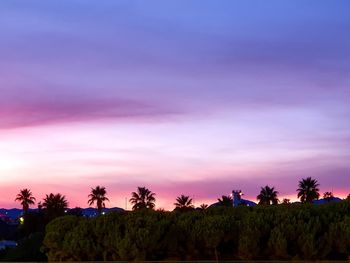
(42, 200, 350, 261)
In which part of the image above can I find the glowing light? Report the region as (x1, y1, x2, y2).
(0, 155, 22, 172)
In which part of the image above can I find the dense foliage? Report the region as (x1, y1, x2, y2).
(0, 232, 47, 262)
(43, 200, 350, 261)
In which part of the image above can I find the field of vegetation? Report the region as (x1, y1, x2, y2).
(40, 201, 350, 261)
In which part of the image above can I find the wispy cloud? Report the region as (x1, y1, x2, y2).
(0, 0, 349, 208)
(0, 96, 181, 129)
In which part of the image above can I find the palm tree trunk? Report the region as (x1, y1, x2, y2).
(214, 247, 219, 263)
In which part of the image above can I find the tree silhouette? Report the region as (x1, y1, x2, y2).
(42, 193, 68, 219)
(200, 203, 208, 210)
(88, 186, 109, 215)
(129, 186, 156, 210)
(257, 185, 279, 205)
(37, 201, 43, 211)
(297, 177, 320, 203)
(174, 195, 194, 211)
(323, 191, 334, 202)
(15, 188, 36, 214)
(217, 195, 232, 207)
(282, 198, 290, 204)
(67, 207, 83, 217)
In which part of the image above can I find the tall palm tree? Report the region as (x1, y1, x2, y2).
(257, 185, 279, 205)
(129, 186, 156, 210)
(42, 193, 68, 219)
(88, 186, 109, 215)
(217, 195, 233, 207)
(15, 189, 36, 214)
(174, 195, 194, 211)
(297, 177, 320, 203)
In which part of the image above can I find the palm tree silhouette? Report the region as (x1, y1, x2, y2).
(323, 191, 334, 202)
(257, 185, 279, 205)
(88, 186, 109, 215)
(217, 195, 233, 207)
(200, 203, 208, 210)
(15, 189, 36, 214)
(282, 198, 290, 204)
(297, 177, 320, 203)
(42, 193, 68, 219)
(129, 186, 156, 210)
(174, 195, 194, 211)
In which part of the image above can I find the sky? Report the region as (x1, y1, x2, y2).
(0, 0, 349, 210)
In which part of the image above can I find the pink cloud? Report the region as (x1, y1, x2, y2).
(0, 97, 180, 129)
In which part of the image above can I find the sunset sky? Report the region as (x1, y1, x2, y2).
(0, 1, 349, 210)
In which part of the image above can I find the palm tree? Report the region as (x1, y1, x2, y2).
(88, 186, 109, 215)
(15, 189, 36, 215)
(282, 198, 291, 204)
(323, 191, 334, 202)
(174, 195, 194, 211)
(129, 186, 156, 210)
(217, 195, 232, 207)
(199, 203, 208, 210)
(42, 193, 68, 219)
(297, 177, 320, 203)
(257, 185, 279, 205)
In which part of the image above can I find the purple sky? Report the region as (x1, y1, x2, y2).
(0, 0, 349, 209)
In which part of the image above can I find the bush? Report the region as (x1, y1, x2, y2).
(42, 200, 350, 261)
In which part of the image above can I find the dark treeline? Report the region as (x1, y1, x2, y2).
(1, 177, 349, 261)
(42, 200, 350, 261)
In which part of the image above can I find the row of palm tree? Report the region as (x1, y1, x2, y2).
(15, 177, 345, 214)
(15, 190, 68, 216)
(257, 177, 321, 205)
(217, 177, 321, 206)
(88, 186, 158, 212)
(15, 186, 158, 216)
